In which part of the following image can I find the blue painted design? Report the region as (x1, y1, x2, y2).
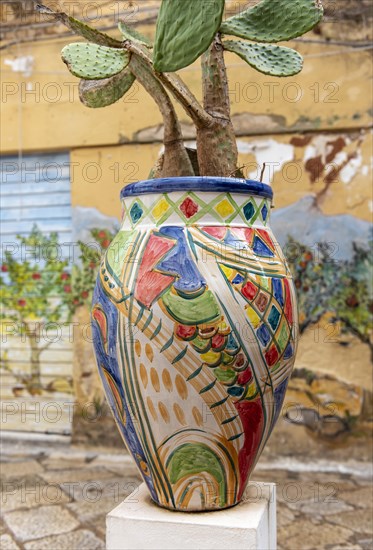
(252, 236, 275, 257)
(261, 203, 268, 221)
(232, 273, 245, 284)
(92, 281, 157, 501)
(121, 177, 274, 200)
(130, 202, 143, 223)
(284, 343, 294, 359)
(257, 324, 271, 346)
(243, 202, 255, 221)
(224, 230, 248, 250)
(227, 386, 245, 397)
(226, 332, 240, 354)
(157, 227, 205, 294)
(272, 278, 284, 307)
(268, 306, 280, 330)
(271, 378, 289, 429)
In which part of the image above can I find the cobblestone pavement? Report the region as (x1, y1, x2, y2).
(0, 438, 372, 550)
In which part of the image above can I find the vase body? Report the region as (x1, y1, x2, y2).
(92, 177, 298, 511)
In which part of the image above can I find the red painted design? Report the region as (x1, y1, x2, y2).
(255, 292, 268, 312)
(201, 226, 227, 239)
(175, 324, 197, 340)
(135, 234, 175, 308)
(256, 229, 275, 251)
(265, 345, 279, 367)
(237, 366, 253, 385)
(211, 333, 226, 350)
(231, 227, 254, 246)
(180, 197, 199, 218)
(235, 399, 264, 499)
(283, 278, 294, 324)
(241, 281, 257, 301)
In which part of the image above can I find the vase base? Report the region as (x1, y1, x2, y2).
(150, 497, 241, 513)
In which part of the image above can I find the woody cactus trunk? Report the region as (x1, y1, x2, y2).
(36, 0, 324, 511)
(37, 0, 323, 178)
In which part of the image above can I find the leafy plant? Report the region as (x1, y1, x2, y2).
(286, 237, 373, 349)
(35, 0, 323, 178)
(0, 227, 114, 395)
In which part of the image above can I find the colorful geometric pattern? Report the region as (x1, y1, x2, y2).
(121, 191, 271, 229)
(92, 191, 297, 512)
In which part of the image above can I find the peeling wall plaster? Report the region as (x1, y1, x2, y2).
(4, 55, 34, 77)
(236, 138, 295, 183)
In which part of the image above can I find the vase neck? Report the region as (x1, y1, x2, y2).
(120, 191, 271, 230)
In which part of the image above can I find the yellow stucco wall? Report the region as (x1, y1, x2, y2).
(1, 4, 372, 222)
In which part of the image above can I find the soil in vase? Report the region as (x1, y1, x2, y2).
(91, 177, 298, 512)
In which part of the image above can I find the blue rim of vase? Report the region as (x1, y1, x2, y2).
(120, 177, 273, 200)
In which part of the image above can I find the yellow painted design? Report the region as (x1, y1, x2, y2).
(246, 306, 261, 328)
(152, 197, 170, 220)
(200, 350, 221, 365)
(175, 374, 188, 400)
(158, 401, 170, 423)
(220, 265, 234, 279)
(145, 343, 154, 362)
(150, 367, 160, 392)
(134, 340, 141, 357)
(215, 198, 235, 218)
(245, 382, 258, 399)
(173, 403, 187, 426)
(192, 406, 204, 427)
(146, 397, 157, 421)
(139, 363, 148, 389)
(162, 369, 173, 392)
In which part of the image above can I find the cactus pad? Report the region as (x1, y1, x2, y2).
(153, 0, 225, 72)
(118, 21, 152, 47)
(79, 69, 136, 108)
(61, 43, 130, 80)
(223, 40, 303, 77)
(220, 0, 323, 43)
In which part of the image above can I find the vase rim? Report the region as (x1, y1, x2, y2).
(120, 177, 273, 200)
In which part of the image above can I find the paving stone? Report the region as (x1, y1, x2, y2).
(288, 497, 354, 517)
(1, 482, 70, 513)
(277, 503, 296, 528)
(3, 505, 79, 542)
(0, 533, 20, 549)
(23, 529, 104, 550)
(338, 487, 373, 509)
(40, 457, 89, 471)
(60, 476, 140, 502)
(0, 461, 43, 479)
(357, 537, 373, 549)
(39, 467, 114, 484)
(278, 518, 355, 550)
(328, 509, 373, 535)
(329, 545, 362, 549)
(67, 495, 120, 523)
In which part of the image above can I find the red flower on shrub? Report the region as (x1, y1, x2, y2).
(61, 272, 70, 281)
(63, 285, 72, 293)
(1, 264, 8, 272)
(32, 273, 41, 280)
(81, 291, 89, 299)
(18, 299, 26, 307)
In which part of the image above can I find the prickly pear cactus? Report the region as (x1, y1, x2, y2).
(220, 0, 323, 43)
(223, 41, 303, 77)
(153, 0, 225, 72)
(118, 21, 152, 47)
(61, 43, 130, 80)
(79, 69, 136, 108)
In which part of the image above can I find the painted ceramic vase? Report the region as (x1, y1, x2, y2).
(92, 177, 298, 511)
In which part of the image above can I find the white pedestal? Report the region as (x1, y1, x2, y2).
(107, 482, 276, 550)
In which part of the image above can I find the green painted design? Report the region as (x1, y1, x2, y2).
(123, 192, 271, 229)
(214, 367, 237, 385)
(167, 443, 227, 507)
(162, 289, 221, 326)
